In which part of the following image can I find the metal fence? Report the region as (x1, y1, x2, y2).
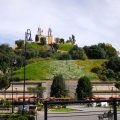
(43, 98, 120, 120)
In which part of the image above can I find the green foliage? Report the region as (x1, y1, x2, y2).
(35, 35, 39, 42)
(50, 74, 68, 97)
(91, 60, 117, 81)
(12, 76, 21, 81)
(0, 78, 9, 89)
(58, 44, 74, 51)
(1, 98, 6, 105)
(27, 86, 46, 98)
(53, 43, 59, 51)
(0, 114, 35, 120)
(107, 56, 120, 72)
(40, 50, 55, 58)
(0, 53, 9, 73)
(53, 52, 62, 60)
(9, 116, 28, 120)
(81, 54, 88, 60)
(76, 76, 93, 100)
(0, 43, 13, 54)
(15, 40, 24, 49)
(55, 37, 60, 43)
(98, 75, 108, 81)
(69, 45, 87, 60)
(59, 38, 65, 44)
(50, 107, 75, 112)
(105, 44, 118, 58)
(40, 37, 46, 45)
(114, 81, 120, 90)
(85, 45, 106, 59)
(27, 42, 47, 50)
(106, 69, 115, 79)
(59, 53, 72, 60)
(13, 60, 100, 80)
(37, 104, 43, 111)
(91, 66, 102, 74)
(83, 43, 118, 59)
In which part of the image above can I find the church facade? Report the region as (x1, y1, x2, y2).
(35, 26, 53, 45)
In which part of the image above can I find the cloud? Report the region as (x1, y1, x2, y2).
(0, 0, 120, 51)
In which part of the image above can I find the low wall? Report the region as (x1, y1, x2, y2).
(0, 81, 119, 99)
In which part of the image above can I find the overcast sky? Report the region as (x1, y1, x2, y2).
(0, 0, 120, 51)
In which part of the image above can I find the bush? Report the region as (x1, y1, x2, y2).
(37, 104, 43, 111)
(48, 104, 56, 109)
(17, 116, 28, 120)
(62, 104, 66, 108)
(99, 75, 108, 81)
(13, 77, 21, 81)
(0, 114, 35, 120)
(91, 66, 102, 74)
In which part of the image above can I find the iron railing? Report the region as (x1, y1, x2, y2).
(44, 98, 120, 120)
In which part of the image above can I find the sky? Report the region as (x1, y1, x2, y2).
(0, 0, 120, 51)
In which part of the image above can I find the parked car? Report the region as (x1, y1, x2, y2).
(18, 105, 37, 112)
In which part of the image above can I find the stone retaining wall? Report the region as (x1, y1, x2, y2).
(0, 81, 120, 98)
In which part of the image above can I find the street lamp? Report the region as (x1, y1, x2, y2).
(10, 57, 16, 113)
(111, 87, 113, 97)
(23, 29, 32, 115)
(15, 88, 17, 98)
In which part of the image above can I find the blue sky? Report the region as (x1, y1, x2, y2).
(0, 0, 120, 51)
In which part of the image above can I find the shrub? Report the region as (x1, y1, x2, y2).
(99, 75, 108, 81)
(17, 116, 28, 120)
(91, 66, 102, 74)
(62, 104, 66, 108)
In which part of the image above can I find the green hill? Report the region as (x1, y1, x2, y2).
(58, 44, 74, 51)
(13, 59, 107, 81)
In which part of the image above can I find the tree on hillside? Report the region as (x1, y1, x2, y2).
(76, 76, 93, 100)
(0, 44, 13, 54)
(55, 37, 60, 43)
(107, 57, 120, 72)
(114, 81, 120, 90)
(53, 43, 59, 51)
(40, 37, 46, 45)
(86, 45, 106, 59)
(50, 74, 68, 97)
(105, 43, 118, 58)
(72, 34, 76, 44)
(59, 53, 72, 60)
(69, 45, 87, 60)
(83, 43, 118, 59)
(35, 35, 39, 42)
(59, 38, 64, 44)
(15, 40, 24, 49)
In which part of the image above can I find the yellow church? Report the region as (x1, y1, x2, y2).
(35, 26, 53, 44)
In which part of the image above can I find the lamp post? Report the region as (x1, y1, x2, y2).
(111, 87, 113, 97)
(23, 29, 32, 115)
(10, 57, 16, 113)
(15, 88, 17, 98)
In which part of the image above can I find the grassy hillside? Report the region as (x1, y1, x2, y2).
(27, 42, 47, 50)
(13, 59, 107, 81)
(58, 44, 74, 51)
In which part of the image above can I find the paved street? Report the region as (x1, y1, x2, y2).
(36, 105, 120, 120)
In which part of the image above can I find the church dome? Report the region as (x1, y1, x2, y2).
(38, 26, 41, 31)
(41, 30, 45, 37)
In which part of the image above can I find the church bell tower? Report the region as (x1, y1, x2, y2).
(48, 27, 53, 44)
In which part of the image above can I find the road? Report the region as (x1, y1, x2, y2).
(36, 105, 120, 120)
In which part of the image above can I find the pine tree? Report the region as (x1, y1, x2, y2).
(50, 74, 67, 97)
(76, 76, 93, 100)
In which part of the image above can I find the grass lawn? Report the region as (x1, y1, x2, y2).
(50, 108, 75, 112)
